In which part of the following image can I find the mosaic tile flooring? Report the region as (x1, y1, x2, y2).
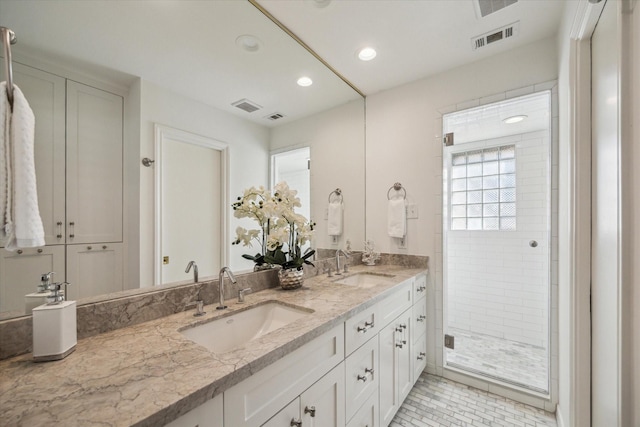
(444, 328, 548, 393)
(391, 373, 557, 427)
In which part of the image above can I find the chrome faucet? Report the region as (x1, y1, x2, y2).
(217, 267, 236, 310)
(185, 261, 198, 283)
(335, 249, 350, 275)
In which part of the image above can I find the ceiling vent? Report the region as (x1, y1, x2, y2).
(471, 22, 519, 50)
(231, 98, 262, 113)
(265, 112, 285, 121)
(475, 0, 518, 18)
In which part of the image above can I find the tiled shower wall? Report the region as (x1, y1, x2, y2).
(446, 130, 551, 348)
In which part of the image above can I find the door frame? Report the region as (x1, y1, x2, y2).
(153, 124, 230, 286)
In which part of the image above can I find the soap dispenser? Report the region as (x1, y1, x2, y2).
(32, 281, 77, 362)
(24, 272, 55, 314)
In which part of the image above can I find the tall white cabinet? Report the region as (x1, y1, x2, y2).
(0, 63, 124, 313)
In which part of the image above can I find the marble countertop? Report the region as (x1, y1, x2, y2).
(0, 265, 426, 427)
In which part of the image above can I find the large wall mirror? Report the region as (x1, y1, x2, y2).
(0, 0, 365, 320)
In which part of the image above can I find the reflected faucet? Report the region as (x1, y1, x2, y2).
(217, 267, 236, 310)
(335, 249, 350, 276)
(185, 261, 198, 283)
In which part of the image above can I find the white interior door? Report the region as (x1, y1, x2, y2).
(591, 0, 622, 424)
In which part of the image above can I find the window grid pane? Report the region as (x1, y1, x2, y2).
(450, 144, 516, 231)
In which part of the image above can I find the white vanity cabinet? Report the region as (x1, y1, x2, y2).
(164, 393, 223, 427)
(224, 324, 344, 427)
(411, 274, 428, 383)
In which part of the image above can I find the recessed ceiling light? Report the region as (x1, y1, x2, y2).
(297, 77, 313, 87)
(307, 0, 332, 8)
(235, 34, 262, 53)
(503, 115, 527, 124)
(358, 47, 377, 61)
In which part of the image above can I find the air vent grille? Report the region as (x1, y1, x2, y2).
(471, 22, 519, 51)
(476, 0, 518, 18)
(265, 113, 285, 121)
(231, 98, 262, 113)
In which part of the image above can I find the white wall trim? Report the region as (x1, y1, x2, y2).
(153, 124, 230, 285)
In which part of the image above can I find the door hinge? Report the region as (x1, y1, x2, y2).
(444, 334, 455, 349)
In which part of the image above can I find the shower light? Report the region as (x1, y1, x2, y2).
(358, 47, 377, 61)
(503, 115, 527, 124)
(297, 76, 313, 87)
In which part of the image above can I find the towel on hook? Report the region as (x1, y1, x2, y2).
(387, 198, 406, 238)
(327, 200, 343, 236)
(0, 82, 45, 250)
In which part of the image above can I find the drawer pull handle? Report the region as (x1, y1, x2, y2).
(290, 419, 302, 427)
(357, 374, 367, 382)
(396, 342, 404, 349)
(365, 367, 374, 376)
(417, 352, 426, 360)
(57, 221, 63, 239)
(365, 320, 374, 328)
(400, 324, 407, 329)
(357, 324, 369, 333)
(69, 221, 75, 239)
(304, 406, 316, 417)
(417, 315, 426, 322)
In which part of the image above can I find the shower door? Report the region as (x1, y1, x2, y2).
(442, 92, 552, 394)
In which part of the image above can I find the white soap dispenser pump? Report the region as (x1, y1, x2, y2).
(32, 281, 77, 362)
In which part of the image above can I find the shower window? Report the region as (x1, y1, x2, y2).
(450, 144, 516, 231)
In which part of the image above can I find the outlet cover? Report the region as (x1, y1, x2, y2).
(407, 204, 418, 219)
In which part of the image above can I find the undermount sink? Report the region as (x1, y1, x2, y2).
(332, 272, 396, 288)
(180, 301, 313, 354)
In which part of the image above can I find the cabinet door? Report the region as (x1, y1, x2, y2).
(378, 321, 399, 426)
(11, 63, 66, 246)
(346, 391, 378, 427)
(396, 310, 413, 403)
(412, 332, 427, 384)
(261, 397, 300, 427)
(301, 362, 345, 427)
(66, 243, 123, 300)
(66, 81, 123, 244)
(345, 336, 378, 422)
(0, 246, 65, 314)
(165, 393, 223, 427)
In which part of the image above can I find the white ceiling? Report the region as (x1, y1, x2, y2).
(0, 0, 568, 126)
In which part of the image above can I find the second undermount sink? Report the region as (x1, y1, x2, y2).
(332, 272, 396, 288)
(180, 301, 313, 354)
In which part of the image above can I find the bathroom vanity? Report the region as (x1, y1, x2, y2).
(0, 265, 428, 427)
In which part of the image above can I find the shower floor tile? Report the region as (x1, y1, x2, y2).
(445, 327, 548, 393)
(391, 373, 557, 427)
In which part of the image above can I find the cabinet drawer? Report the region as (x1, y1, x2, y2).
(412, 273, 427, 302)
(346, 390, 378, 427)
(224, 324, 344, 427)
(412, 332, 427, 384)
(345, 335, 378, 422)
(411, 299, 427, 344)
(345, 303, 379, 356)
(378, 280, 412, 328)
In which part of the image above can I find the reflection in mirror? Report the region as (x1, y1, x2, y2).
(0, 1, 365, 321)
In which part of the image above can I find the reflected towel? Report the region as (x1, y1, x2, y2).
(327, 201, 343, 236)
(0, 82, 45, 250)
(387, 198, 406, 238)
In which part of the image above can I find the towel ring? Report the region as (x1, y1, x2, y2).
(387, 182, 406, 200)
(328, 188, 343, 203)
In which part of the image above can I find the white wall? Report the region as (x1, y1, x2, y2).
(137, 80, 270, 285)
(365, 36, 558, 409)
(269, 99, 365, 252)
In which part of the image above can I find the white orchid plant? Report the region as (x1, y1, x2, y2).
(232, 182, 315, 270)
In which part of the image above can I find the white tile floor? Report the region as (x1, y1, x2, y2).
(391, 373, 557, 427)
(445, 328, 548, 393)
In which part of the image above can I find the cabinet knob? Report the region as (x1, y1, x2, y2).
(290, 418, 302, 427)
(357, 374, 368, 382)
(365, 367, 374, 376)
(396, 342, 404, 349)
(102, 245, 107, 250)
(87, 246, 92, 250)
(304, 406, 316, 417)
(37, 248, 43, 253)
(17, 249, 23, 255)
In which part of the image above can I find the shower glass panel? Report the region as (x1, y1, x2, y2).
(442, 92, 551, 394)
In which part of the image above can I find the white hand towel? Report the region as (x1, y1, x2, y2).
(327, 201, 343, 236)
(0, 82, 45, 250)
(387, 198, 406, 238)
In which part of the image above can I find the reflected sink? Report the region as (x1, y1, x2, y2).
(333, 272, 396, 288)
(180, 301, 313, 353)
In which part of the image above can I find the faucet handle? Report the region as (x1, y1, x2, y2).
(238, 288, 252, 303)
